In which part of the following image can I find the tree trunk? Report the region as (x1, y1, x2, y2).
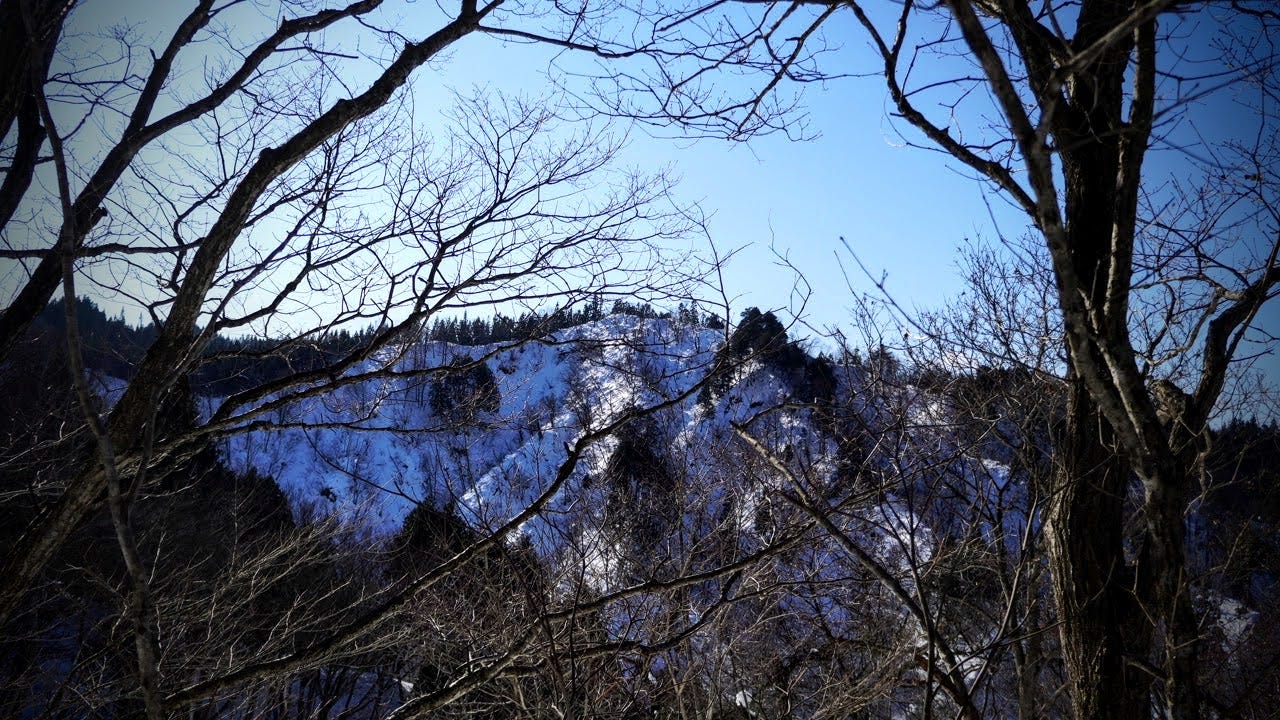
(1047, 384, 1150, 720)
(1047, 76, 1154, 717)
(0, 0, 70, 360)
(1140, 454, 1201, 720)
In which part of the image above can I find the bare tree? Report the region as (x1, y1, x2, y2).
(0, 0, 700, 623)
(0, 1, 744, 717)
(724, 328, 1061, 719)
(565, 1, 1280, 717)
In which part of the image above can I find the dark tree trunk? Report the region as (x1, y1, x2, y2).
(0, 0, 72, 361)
(1140, 440, 1202, 720)
(1037, 8, 1188, 716)
(1046, 385, 1150, 720)
(860, 0, 1257, 715)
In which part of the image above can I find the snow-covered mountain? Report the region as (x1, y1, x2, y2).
(21, 309, 1272, 717)
(210, 313, 1019, 597)
(220, 315, 718, 530)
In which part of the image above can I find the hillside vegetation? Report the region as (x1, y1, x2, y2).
(1, 302, 1276, 718)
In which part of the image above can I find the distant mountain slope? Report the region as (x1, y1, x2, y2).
(15, 302, 1277, 717)
(217, 315, 731, 538)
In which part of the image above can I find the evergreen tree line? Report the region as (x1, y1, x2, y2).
(33, 297, 724, 398)
(698, 307, 836, 410)
(422, 299, 722, 346)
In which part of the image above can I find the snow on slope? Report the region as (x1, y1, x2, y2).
(209, 313, 1002, 593)
(207, 308, 1076, 681)
(217, 315, 724, 538)
(82, 312, 1267, 713)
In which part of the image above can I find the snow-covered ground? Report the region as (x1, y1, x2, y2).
(70, 312, 1270, 717)
(205, 314, 1039, 598)
(216, 315, 723, 538)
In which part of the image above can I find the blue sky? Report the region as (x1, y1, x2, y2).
(51, 1, 1021, 332)
(410, 8, 1033, 331)
(23, 1, 1280, 395)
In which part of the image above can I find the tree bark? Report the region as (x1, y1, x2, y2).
(1038, 6, 1182, 717)
(1046, 384, 1150, 720)
(0, 0, 70, 357)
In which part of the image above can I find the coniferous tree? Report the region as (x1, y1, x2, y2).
(429, 357, 501, 424)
